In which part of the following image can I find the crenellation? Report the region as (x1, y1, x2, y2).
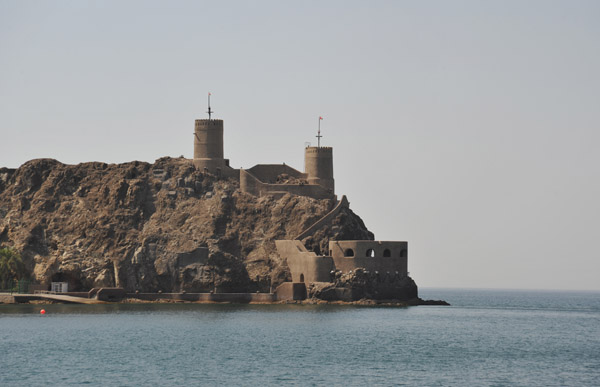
(304, 146, 333, 153)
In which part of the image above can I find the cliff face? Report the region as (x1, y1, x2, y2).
(0, 158, 373, 293)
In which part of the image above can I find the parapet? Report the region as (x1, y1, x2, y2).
(194, 119, 224, 126)
(329, 241, 407, 260)
(304, 146, 333, 154)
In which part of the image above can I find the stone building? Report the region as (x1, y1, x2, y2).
(192, 119, 238, 179)
(192, 111, 414, 301)
(193, 117, 335, 199)
(275, 240, 408, 285)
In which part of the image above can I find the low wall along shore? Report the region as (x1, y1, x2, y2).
(0, 290, 278, 304)
(131, 292, 277, 303)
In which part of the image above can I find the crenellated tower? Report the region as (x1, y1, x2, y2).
(193, 119, 230, 173)
(304, 146, 334, 193)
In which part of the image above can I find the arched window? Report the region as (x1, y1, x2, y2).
(383, 249, 391, 257)
(366, 248, 375, 258)
(300, 274, 305, 283)
(344, 248, 354, 257)
(400, 249, 407, 258)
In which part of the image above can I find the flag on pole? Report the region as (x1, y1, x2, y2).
(319, 116, 323, 120)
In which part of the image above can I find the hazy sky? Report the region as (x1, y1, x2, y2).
(1, 1, 599, 290)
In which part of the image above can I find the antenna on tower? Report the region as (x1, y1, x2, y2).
(316, 116, 323, 147)
(207, 92, 213, 120)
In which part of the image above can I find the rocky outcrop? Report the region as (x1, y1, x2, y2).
(0, 157, 376, 295)
(307, 268, 418, 302)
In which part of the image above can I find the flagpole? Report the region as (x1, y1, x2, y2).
(318, 117, 321, 147)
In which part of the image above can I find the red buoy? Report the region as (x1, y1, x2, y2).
(40, 309, 46, 315)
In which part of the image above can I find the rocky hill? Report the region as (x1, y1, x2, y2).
(0, 157, 374, 293)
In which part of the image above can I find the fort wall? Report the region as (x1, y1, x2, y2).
(246, 164, 307, 183)
(329, 241, 408, 275)
(239, 168, 260, 196)
(274, 282, 307, 301)
(129, 292, 277, 303)
(275, 240, 334, 283)
(190, 117, 337, 199)
(240, 168, 334, 199)
(191, 117, 336, 199)
(276, 240, 409, 288)
(295, 195, 349, 240)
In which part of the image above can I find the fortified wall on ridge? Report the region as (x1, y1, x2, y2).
(193, 118, 335, 199)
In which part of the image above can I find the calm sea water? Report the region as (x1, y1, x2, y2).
(1, 288, 599, 386)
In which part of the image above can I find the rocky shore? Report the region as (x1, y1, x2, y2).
(0, 293, 450, 307)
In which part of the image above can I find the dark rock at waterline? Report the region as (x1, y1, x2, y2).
(418, 299, 451, 306)
(308, 268, 419, 302)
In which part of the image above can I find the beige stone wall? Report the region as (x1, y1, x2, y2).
(329, 241, 408, 275)
(246, 164, 307, 183)
(274, 282, 307, 301)
(240, 168, 334, 199)
(239, 168, 260, 196)
(193, 158, 238, 179)
(276, 240, 409, 286)
(295, 195, 348, 240)
(275, 240, 334, 283)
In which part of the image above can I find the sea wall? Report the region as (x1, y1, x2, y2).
(130, 292, 277, 303)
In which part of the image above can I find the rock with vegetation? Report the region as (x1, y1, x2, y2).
(0, 158, 374, 295)
(0, 246, 28, 290)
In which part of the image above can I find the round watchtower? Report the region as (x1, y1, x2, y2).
(194, 119, 223, 159)
(193, 119, 229, 172)
(304, 146, 334, 193)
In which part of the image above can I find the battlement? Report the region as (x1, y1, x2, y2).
(305, 146, 333, 154)
(195, 119, 223, 126)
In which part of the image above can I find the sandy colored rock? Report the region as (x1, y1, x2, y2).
(0, 157, 372, 293)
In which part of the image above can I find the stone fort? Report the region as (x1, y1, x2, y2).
(192, 108, 412, 300)
(193, 118, 334, 200)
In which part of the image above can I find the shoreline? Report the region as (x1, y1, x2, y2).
(0, 293, 449, 306)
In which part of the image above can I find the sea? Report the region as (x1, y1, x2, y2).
(1, 288, 599, 386)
